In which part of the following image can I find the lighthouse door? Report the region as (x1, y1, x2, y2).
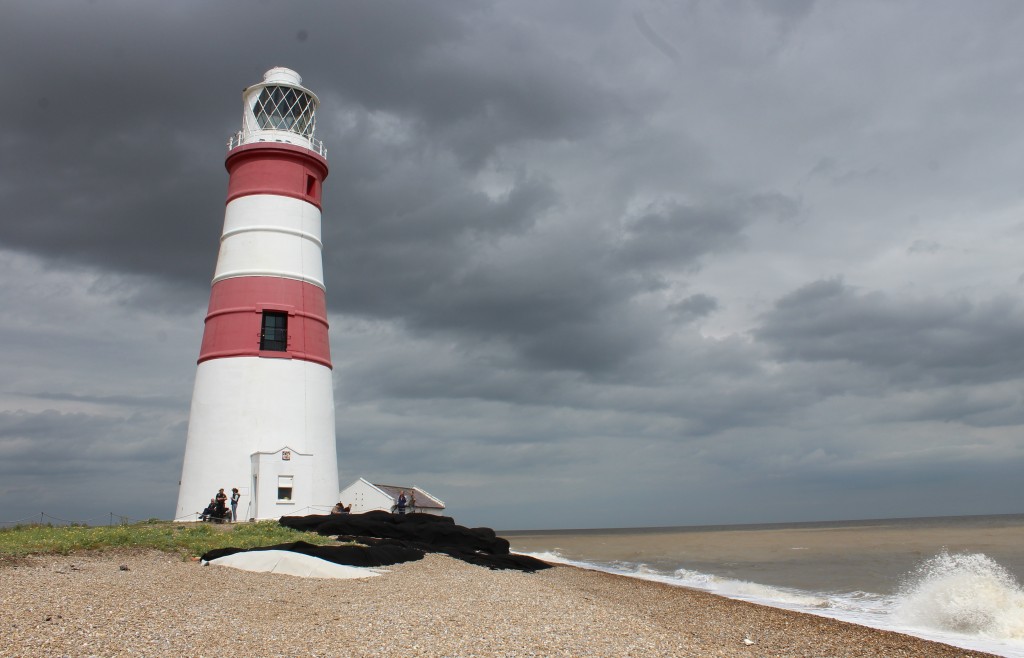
(249, 451, 263, 520)
(251, 473, 258, 521)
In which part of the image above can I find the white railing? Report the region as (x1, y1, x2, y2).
(227, 130, 327, 157)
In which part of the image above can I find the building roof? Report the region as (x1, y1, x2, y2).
(372, 483, 446, 509)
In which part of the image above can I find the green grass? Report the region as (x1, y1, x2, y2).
(0, 520, 336, 559)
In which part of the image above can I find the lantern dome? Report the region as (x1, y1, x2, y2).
(229, 67, 325, 156)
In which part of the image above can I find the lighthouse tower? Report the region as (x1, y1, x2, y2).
(175, 68, 339, 521)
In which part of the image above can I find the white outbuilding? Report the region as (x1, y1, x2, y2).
(338, 478, 446, 515)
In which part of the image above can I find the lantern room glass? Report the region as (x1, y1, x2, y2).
(252, 85, 316, 138)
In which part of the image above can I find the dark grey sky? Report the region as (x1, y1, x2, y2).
(2, 0, 1024, 529)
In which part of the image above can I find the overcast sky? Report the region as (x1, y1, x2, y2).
(2, 0, 1024, 530)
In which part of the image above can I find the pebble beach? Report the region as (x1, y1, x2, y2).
(0, 550, 995, 657)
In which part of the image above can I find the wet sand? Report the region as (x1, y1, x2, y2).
(0, 549, 996, 657)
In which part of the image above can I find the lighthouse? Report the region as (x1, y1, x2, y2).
(175, 67, 339, 521)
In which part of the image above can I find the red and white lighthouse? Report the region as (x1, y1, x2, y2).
(175, 67, 339, 521)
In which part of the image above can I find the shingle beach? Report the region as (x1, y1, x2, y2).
(0, 550, 993, 657)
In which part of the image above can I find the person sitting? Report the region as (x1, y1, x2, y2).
(330, 501, 351, 515)
(200, 499, 217, 522)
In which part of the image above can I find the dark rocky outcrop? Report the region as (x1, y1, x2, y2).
(274, 511, 551, 572)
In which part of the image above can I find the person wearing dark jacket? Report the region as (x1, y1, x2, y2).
(200, 499, 217, 522)
(215, 489, 228, 516)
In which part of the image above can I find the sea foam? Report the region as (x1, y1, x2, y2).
(670, 567, 831, 608)
(893, 551, 1024, 640)
(513, 545, 1024, 656)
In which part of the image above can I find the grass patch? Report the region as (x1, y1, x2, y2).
(0, 521, 335, 559)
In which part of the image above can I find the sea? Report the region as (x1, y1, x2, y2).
(502, 514, 1024, 657)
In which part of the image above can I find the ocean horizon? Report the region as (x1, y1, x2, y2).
(501, 511, 1024, 534)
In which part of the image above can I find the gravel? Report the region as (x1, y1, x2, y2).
(0, 550, 995, 657)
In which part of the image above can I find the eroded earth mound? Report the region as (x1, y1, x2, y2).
(201, 512, 551, 572)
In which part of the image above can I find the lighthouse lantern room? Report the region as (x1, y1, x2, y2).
(175, 68, 339, 521)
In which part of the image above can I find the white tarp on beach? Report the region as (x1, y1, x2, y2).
(205, 550, 382, 579)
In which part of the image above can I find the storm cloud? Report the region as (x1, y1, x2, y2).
(2, 0, 1024, 529)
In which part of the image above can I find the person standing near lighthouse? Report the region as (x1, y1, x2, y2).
(175, 68, 340, 521)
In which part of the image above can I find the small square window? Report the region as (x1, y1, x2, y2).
(260, 311, 287, 351)
(278, 475, 293, 501)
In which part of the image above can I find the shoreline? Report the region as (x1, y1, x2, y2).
(499, 519, 1024, 601)
(0, 549, 997, 657)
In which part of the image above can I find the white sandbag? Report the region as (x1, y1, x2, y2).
(206, 550, 381, 579)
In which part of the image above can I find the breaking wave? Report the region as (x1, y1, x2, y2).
(893, 551, 1024, 640)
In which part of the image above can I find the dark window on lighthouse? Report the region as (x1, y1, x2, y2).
(260, 311, 288, 352)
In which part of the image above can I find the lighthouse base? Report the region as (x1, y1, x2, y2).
(175, 357, 339, 521)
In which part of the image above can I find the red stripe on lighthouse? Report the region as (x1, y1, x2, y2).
(198, 276, 332, 368)
(225, 142, 329, 210)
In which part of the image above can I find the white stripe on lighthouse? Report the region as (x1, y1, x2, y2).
(175, 357, 338, 522)
(213, 194, 325, 288)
